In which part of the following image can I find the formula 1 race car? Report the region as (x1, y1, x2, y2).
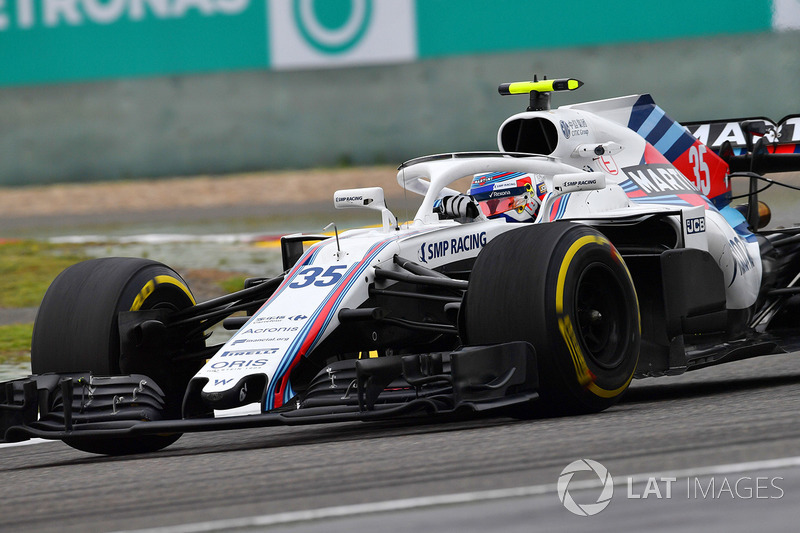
(4, 78, 800, 455)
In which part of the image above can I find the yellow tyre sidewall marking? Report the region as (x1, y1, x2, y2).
(555, 235, 637, 399)
(130, 275, 195, 311)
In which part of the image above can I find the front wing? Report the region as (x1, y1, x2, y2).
(1, 342, 537, 444)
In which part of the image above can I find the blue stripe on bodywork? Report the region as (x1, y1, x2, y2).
(556, 194, 570, 219)
(264, 238, 396, 409)
(628, 97, 701, 165)
(721, 205, 758, 243)
(635, 106, 665, 139)
(627, 94, 658, 131)
(654, 122, 687, 154)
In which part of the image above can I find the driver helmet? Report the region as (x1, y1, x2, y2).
(468, 172, 548, 222)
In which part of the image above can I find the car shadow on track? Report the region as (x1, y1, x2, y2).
(7, 412, 519, 469)
(623, 372, 800, 403)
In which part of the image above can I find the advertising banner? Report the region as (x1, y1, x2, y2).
(0, 0, 782, 87)
(0, 0, 267, 85)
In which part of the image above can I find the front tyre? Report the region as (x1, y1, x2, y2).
(31, 258, 201, 454)
(463, 223, 640, 415)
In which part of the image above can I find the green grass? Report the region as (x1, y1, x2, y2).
(0, 323, 33, 365)
(0, 241, 88, 308)
(219, 275, 248, 294)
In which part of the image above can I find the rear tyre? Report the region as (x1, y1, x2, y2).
(32, 258, 200, 454)
(463, 223, 640, 415)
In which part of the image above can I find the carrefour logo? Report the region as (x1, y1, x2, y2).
(269, 0, 416, 70)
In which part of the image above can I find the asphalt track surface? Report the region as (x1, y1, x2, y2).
(2, 353, 800, 533)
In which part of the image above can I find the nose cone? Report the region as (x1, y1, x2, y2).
(200, 375, 268, 411)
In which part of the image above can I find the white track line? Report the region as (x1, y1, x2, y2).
(0, 438, 55, 449)
(49, 233, 269, 245)
(115, 455, 800, 533)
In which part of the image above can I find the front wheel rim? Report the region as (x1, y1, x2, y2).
(574, 262, 630, 370)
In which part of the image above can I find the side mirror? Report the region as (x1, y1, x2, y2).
(334, 187, 397, 231)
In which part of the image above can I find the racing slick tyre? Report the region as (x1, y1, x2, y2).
(31, 258, 201, 455)
(463, 222, 640, 415)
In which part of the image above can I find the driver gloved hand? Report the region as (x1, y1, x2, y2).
(435, 194, 480, 220)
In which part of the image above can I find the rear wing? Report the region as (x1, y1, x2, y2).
(683, 116, 800, 174)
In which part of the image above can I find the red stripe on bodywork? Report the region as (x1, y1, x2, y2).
(644, 143, 670, 164)
(677, 193, 709, 207)
(273, 240, 390, 407)
(549, 196, 562, 221)
(775, 144, 798, 154)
